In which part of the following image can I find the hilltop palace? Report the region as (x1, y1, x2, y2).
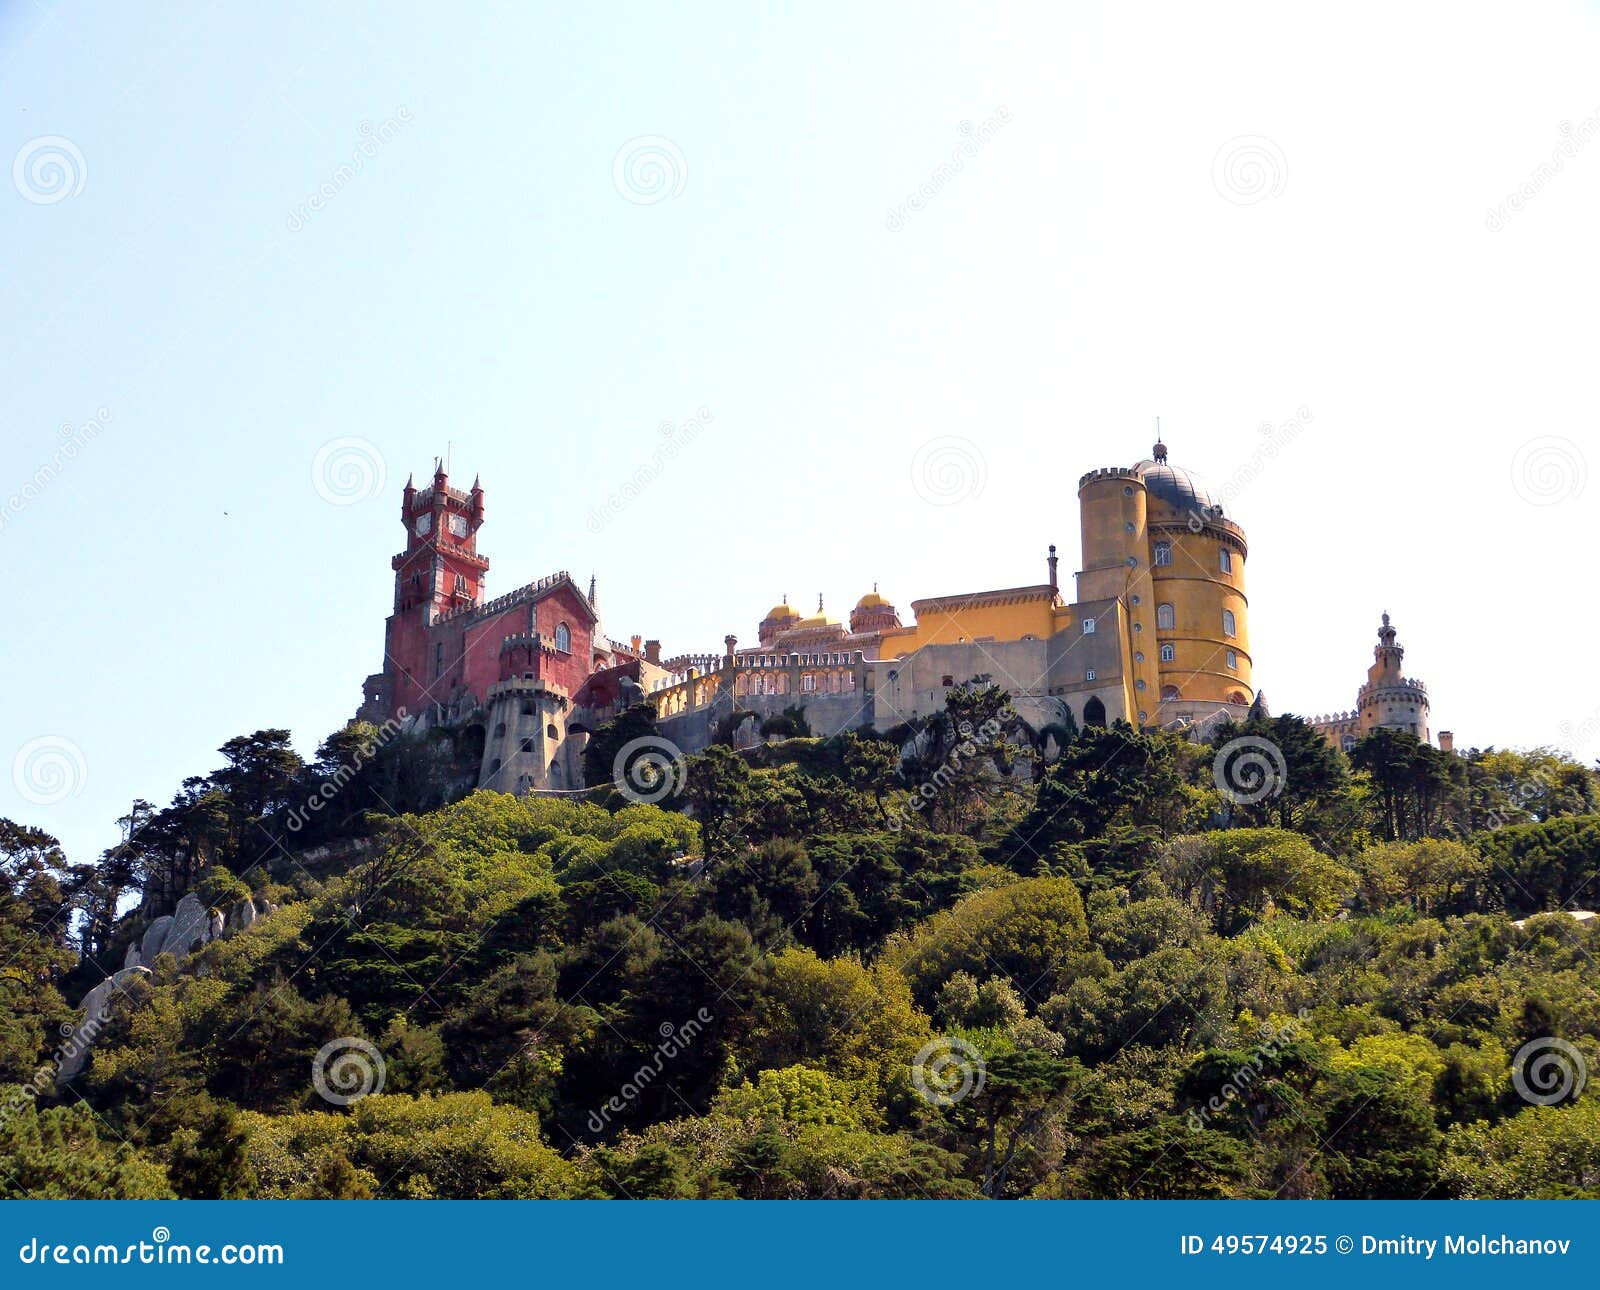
(356, 443, 1448, 793)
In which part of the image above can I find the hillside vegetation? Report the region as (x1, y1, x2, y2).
(3, 688, 1599, 1199)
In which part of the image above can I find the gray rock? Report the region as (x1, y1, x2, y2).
(161, 893, 211, 962)
(228, 896, 257, 932)
(208, 909, 225, 941)
(122, 941, 140, 970)
(140, 916, 173, 965)
(57, 966, 151, 1083)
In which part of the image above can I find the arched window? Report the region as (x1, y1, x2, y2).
(554, 622, 571, 652)
(1222, 609, 1237, 637)
(1160, 643, 1175, 663)
(1153, 541, 1172, 566)
(546, 723, 558, 740)
(1156, 603, 1175, 630)
(1226, 649, 1238, 670)
(1219, 547, 1233, 573)
(1229, 691, 1248, 706)
(1083, 696, 1107, 727)
(1160, 684, 1181, 701)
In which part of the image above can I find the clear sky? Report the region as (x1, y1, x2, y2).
(3, 1, 1597, 865)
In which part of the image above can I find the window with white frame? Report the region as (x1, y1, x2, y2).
(1219, 547, 1233, 573)
(1082, 617, 1096, 634)
(1156, 603, 1175, 630)
(1222, 609, 1237, 637)
(554, 622, 571, 652)
(1153, 541, 1172, 566)
(1160, 642, 1175, 663)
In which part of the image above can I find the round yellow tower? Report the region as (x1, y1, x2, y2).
(1075, 437, 1252, 729)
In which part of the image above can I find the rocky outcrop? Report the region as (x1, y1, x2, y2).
(57, 966, 151, 1083)
(62, 894, 278, 1083)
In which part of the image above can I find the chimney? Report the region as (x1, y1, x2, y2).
(1438, 730, 1454, 753)
(630, 634, 642, 654)
(1047, 543, 1059, 590)
(724, 634, 737, 662)
(644, 639, 662, 665)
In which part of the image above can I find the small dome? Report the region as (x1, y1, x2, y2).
(763, 600, 800, 622)
(1133, 457, 1219, 514)
(796, 611, 839, 629)
(855, 590, 891, 611)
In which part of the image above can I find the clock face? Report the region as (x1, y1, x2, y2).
(448, 513, 469, 538)
(414, 513, 432, 537)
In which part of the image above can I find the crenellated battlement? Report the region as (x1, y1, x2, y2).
(434, 571, 574, 626)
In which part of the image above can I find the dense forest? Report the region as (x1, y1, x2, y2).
(3, 686, 1599, 1200)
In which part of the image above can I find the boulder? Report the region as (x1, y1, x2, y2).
(122, 941, 140, 970)
(228, 897, 257, 932)
(57, 966, 151, 1083)
(161, 893, 211, 962)
(140, 916, 173, 965)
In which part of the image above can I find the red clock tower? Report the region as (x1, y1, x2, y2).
(378, 459, 489, 715)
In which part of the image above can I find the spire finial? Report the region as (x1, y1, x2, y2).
(817, 593, 824, 612)
(1152, 417, 1168, 463)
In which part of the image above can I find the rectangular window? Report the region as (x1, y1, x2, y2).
(1226, 649, 1238, 669)
(1082, 617, 1097, 634)
(1219, 548, 1233, 573)
(1153, 542, 1172, 566)
(1085, 668, 1096, 682)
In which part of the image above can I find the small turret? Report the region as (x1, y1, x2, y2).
(470, 473, 484, 524)
(401, 472, 416, 522)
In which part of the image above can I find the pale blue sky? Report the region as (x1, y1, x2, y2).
(4, 1, 1598, 863)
